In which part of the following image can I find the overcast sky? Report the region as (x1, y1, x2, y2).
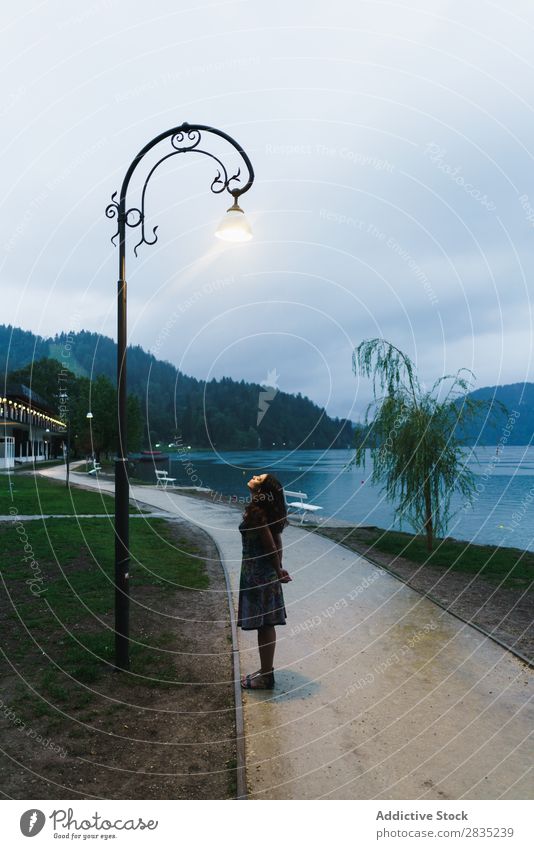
(2, 0, 533, 420)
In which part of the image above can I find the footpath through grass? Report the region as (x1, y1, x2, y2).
(312, 526, 534, 590)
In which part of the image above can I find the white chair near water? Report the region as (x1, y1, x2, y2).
(155, 469, 177, 489)
(284, 489, 323, 524)
(87, 459, 102, 475)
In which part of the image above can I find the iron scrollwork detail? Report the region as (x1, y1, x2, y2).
(105, 193, 120, 246)
(105, 193, 156, 254)
(170, 128, 201, 151)
(106, 123, 252, 255)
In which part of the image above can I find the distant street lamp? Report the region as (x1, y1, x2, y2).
(86, 411, 94, 465)
(62, 419, 71, 489)
(58, 392, 70, 489)
(106, 123, 254, 671)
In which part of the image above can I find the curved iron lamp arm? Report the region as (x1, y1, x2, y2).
(106, 122, 255, 260)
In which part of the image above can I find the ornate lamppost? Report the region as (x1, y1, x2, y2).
(106, 123, 254, 670)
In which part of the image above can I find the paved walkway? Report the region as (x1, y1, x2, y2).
(40, 466, 533, 799)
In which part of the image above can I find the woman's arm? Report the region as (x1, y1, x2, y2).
(258, 525, 291, 582)
(257, 524, 282, 574)
(272, 530, 283, 566)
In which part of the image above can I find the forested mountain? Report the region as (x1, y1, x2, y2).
(0, 325, 354, 449)
(353, 382, 534, 448)
(458, 383, 534, 445)
(4, 324, 531, 448)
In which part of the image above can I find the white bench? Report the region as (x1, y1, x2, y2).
(87, 459, 102, 475)
(284, 489, 323, 524)
(155, 469, 177, 489)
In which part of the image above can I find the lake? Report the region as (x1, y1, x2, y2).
(136, 446, 534, 551)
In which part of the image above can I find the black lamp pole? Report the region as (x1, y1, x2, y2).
(107, 123, 254, 671)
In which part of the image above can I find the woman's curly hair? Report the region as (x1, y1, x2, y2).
(243, 473, 288, 534)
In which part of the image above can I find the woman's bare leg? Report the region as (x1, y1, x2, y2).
(258, 625, 276, 673)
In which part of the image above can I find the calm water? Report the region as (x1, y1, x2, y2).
(137, 447, 534, 551)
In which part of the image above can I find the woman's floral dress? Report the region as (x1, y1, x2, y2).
(237, 518, 287, 630)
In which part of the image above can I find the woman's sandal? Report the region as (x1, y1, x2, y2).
(240, 669, 275, 690)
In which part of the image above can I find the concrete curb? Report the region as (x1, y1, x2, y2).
(210, 535, 248, 801)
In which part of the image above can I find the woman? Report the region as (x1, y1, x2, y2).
(238, 473, 292, 690)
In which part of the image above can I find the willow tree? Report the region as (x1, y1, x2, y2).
(352, 339, 502, 551)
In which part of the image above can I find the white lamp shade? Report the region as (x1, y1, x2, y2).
(215, 205, 253, 242)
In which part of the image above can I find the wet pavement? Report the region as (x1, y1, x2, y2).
(39, 466, 534, 799)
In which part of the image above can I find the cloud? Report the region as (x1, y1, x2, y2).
(1, 0, 533, 420)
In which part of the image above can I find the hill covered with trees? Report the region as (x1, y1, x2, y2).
(458, 383, 534, 444)
(1, 324, 355, 450)
(353, 379, 533, 448)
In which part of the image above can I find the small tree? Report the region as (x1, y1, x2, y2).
(352, 339, 503, 551)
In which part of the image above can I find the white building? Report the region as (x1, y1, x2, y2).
(0, 384, 65, 469)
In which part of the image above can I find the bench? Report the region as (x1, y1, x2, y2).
(284, 489, 323, 524)
(87, 459, 102, 475)
(155, 469, 177, 489)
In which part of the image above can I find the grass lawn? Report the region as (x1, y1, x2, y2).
(1, 473, 142, 516)
(312, 526, 534, 590)
(0, 510, 236, 798)
(11, 459, 63, 472)
(1, 516, 209, 694)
